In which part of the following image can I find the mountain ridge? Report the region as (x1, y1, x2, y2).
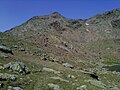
(5, 8, 120, 43)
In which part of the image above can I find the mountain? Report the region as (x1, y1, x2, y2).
(0, 8, 120, 90)
(6, 9, 120, 40)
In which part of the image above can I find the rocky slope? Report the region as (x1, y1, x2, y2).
(0, 8, 120, 90)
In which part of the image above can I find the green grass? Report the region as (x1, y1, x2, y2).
(102, 56, 120, 65)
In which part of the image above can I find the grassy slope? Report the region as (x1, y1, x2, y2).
(0, 32, 120, 90)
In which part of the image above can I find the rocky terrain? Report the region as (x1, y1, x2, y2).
(0, 8, 120, 90)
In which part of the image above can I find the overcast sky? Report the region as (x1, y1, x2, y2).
(0, 0, 120, 32)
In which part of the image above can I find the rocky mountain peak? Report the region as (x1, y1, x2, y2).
(51, 12, 61, 15)
(50, 12, 64, 18)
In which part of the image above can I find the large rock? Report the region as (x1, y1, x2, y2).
(89, 72, 99, 80)
(0, 73, 17, 81)
(86, 80, 120, 90)
(41, 53, 49, 61)
(0, 45, 13, 54)
(68, 74, 76, 79)
(76, 85, 87, 90)
(4, 62, 30, 74)
(50, 76, 69, 83)
(62, 63, 74, 69)
(87, 80, 106, 89)
(43, 67, 60, 74)
(48, 83, 63, 90)
(0, 66, 4, 70)
(8, 86, 23, 90)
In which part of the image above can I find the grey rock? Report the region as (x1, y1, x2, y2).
(43, 67, 60, 74)
(13, 87, 23, 90)
(76, 85, 87, 90)
(12, 45, 18, 48)
(85, 80, 120, 90)
(4, 62, 30, 74)
(62, 63, 74, 69)
(8, 86, 23, 90)
(19, 48, 25, 51)
(110, 87, 120, 90)
(41, 53, 49, 61)
(50, 76, 69, 82)
(0, 73, 17, 81)
(0, 66, 4, 70)
(8, 86, 12, 89)
(48, 83, 63, 90)
(68, 74, 75, 79)
(87, 80, 106, 89)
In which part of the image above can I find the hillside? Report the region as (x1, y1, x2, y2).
(0, 8, 120, 90)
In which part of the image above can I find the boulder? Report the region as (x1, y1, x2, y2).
(4, 62, 30, 74)
(68, 74, 76, 79)
(50, 76, 69, 83)
(76, 85, 87, 90)
(88, 80, 106, 89)
(62, 63, 74, 69)
(48, 83, 63, 90)
(41, 53, 49, 61)
(110, 87, 120, 90)
(12, 45, 18, 48)
(89, 72, 99, 80)
(0, 45, 13, 54)
(19, 48, 25, 51)
(43, 67, 60, 74)
(0, 73, 17, 81)
(8, 86, 23, 90)
(0, 66, 4, 70)
(13, 87, 23, 90)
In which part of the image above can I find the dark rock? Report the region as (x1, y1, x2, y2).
(89, 72, 99, 80)
(0, 45, 13, 55)
(0, 82, 4, 88)
(111, 19, 120, 28)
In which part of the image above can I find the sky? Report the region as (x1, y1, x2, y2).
(0, 0, 120, 32)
